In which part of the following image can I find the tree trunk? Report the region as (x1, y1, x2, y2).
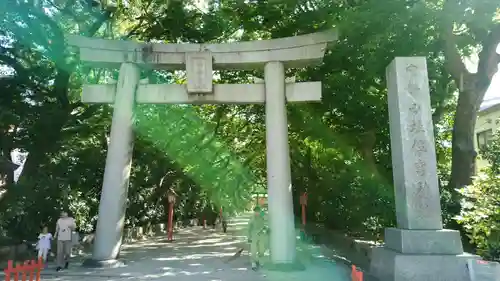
(440, 5, 500, 201)
(358, 129, 381, 178)
(448, 87, 482, 208)
(0, 147, 18, 203)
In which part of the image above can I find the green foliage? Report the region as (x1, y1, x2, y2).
(456, 132, 500, 261)
(478, 131, 500, 175)
(456, 172, 500, 261)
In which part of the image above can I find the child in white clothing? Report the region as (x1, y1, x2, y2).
(36, 226, 52, 265)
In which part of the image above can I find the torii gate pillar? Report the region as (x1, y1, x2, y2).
(264, 61, 296, 264)
(68, 30, 337, 268)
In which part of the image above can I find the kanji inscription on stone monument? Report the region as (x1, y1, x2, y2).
(414, 159, 426, 177)
(386, 57, 442, 230)
(412, 139, 427, 153)
(412, 181, 430, 210)
(405, 64, 423, 95)
(407, 103, 425, 133)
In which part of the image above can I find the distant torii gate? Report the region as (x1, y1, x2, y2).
(68, 30, 337, 268)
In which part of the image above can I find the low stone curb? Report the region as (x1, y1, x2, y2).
(301, 224, 381, 280)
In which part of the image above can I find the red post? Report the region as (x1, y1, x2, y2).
(167, 201, 174, 241)
(4, 260, 13, 281)
(4, 258, 44, 281)
(167, 189, 176, 241)
(351, 265, 363, 281)
(300, 192, 307, 228)
(21, 261, 27, 281)
(35, 258, 42, 281)
(302, 204, 306, 225)
(28, 261, 34, 281)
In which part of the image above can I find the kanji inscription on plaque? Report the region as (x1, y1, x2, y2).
(185, 52, 213, 94)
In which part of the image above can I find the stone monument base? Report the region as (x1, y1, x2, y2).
(383, 228, 464, 254)
(370, 247, 478, 281)
(82, 258, 125, 268)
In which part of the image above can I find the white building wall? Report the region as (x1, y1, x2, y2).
(474, 104, 500, 172)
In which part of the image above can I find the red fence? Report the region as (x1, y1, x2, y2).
(4, 258, 44, 281)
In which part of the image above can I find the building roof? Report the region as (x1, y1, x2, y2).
(480, 97, 500, 112)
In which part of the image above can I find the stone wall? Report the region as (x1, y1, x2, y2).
(82, 223, 170, 249)
(305, 223, 381, 269)
(0, 243, 33, 263)
(81, 219, 204, 248)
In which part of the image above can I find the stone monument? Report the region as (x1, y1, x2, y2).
(369, 57, 478, 281)
(67, 30, 337, 268)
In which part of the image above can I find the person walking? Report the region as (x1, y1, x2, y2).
(54, 211, 76, 272)
(221, 214, 228, 233)
(36, 226, 52, 268)
(219, 207, 228, 233)
(247, 206, 268, 271)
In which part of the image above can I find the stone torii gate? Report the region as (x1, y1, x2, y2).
(67, 30, 337, 268)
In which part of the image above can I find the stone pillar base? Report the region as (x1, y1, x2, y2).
(82, 258, 125, 268)
(370, 246, 479, 281)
